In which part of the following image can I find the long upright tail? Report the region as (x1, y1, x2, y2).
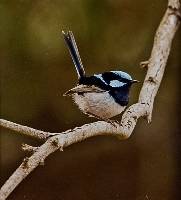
(62, 31, 85, 79)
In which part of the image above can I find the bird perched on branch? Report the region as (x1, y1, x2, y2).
(62, 30, 138, 124)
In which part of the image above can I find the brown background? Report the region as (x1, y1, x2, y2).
(0, 0, 181, 199)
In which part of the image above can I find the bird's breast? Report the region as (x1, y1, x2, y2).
(72, 91, 125, 119)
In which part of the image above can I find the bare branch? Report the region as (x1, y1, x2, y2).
(0, 0, 180, 199)
(21, 144, 39, 153)
(0, 119, 52, 140)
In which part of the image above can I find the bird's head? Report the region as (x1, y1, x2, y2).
(98, 71, 139, 90)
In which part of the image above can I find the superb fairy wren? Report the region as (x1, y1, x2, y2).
(62, 31, 138, 123)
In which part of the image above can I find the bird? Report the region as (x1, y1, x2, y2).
(62, 30, 138, 124)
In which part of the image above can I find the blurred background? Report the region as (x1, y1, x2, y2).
(0, 0, 180, 199)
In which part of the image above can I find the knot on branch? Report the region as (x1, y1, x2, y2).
(168, 6, 181, 20)
(50, 138, 59, 147)
(168, 0, 180, 10)
(168, 0, 181, 20)
(50, 135, 65, 151)
(22, 157, 29, 169)
(147, 76, 157, 84)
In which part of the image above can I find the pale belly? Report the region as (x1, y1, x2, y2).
(72, 91, 125, 119)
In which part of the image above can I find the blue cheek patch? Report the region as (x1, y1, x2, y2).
(109, 80, 126, 87)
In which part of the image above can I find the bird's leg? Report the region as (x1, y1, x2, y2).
(85, 112, 119, 127)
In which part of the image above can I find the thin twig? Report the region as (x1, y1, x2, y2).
(0, 0, 180, 199)
(0, 119, 52, 140)
(21, 144, 39, 153)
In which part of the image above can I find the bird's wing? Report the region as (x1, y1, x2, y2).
(63, 85, 106, 96)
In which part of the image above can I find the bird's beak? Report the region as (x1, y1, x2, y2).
(132, 80, 139, 83)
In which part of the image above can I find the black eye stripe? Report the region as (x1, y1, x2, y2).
(102, 72, 130, 83)
(79, 76, 110, 90)
(79, 71, 132, 91)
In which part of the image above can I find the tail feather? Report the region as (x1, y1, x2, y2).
(62, 30, 85, 79)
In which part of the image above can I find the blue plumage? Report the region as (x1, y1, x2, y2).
(109, 80, 126, 87)
(111, 71, 132, 81)
(62, 31, 138, 122)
